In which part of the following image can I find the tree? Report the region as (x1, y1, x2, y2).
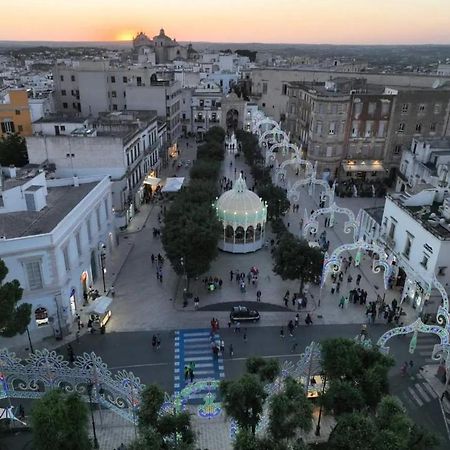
(31, 390, 91, 450)
(0, 133, 29, 167)
(0, 259, 31, 337)
(268, 377, 313, 443)
(162, 202, 221, 281)
(273, 233, 323, 294)
(321, 379, 365, 416)
(189, 159, 221, 181)
(246, 357, 279, 383)
(328, 412, 377, 450)
(320, 338, 394, 412)
(220, 373, 267, 435)
(135, 384, 196, 450)
(256, 184, 290, 220)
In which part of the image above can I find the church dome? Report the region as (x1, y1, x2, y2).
(216, 175, 266, 225)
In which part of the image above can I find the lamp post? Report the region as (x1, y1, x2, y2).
(315, 372, 327, 436)
(180, 256, 188, 299)
(26, 326, 34, 354)
(87, 381, 99, 449)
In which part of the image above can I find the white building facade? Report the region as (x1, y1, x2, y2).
(0, 174, 115, 346)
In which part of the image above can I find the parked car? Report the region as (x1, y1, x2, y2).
(230, 306, 260, 323)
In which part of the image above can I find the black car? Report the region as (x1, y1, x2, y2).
(230, 306, 260, 323)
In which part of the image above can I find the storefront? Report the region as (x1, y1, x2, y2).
(401, 278, 430, 311)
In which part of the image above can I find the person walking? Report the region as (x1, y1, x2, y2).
(220, 339, 225, 354)
(189, 367, 195, 383)
(230, 270, 234, 281)
(152, 334, 157, 351)
(243, 331, 247, 342)
(338, 296, 345, 309)
(291, 342, 298, 353)
(280, 327, 285, 338)
(234, 321, 241, 333)
(184, 365, 189, 382)
(295, 313, 300, 327)
(156, 334, 161, 350)
(305, 313, 313, 325)
(256, 290, 262, 302)
(356, 274, 361, 286)
(331, 281, 337, 295)
(229, 344, 234, 357)
(288, 320, 295, 337)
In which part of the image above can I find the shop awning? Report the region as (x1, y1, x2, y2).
(342, 161, 385, 172)
(87, 296, 113, 315)
(144, 176, 161, 186)
(162, 177, 185, 192)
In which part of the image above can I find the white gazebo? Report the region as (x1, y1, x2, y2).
(215, 175, 267, 253)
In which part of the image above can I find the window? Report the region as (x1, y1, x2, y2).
(60, 125, 66, 131)
(415, 123, 422, 133)
(262, 82, 268, 94)
(18, 125, 23, 133)
(381, 100, 390, 115)
(401, 103, 409, 113)
(365, 121, 373, 137)
(434, 103, 441, 114)
(96, 207, 101, 230)
(388, 222, 396, 239)
(111, 76, 116, 83)
(24, 260, 43, 290)
(316, 121, 322, 135)
(35, 307, 49, 327)
(430, 123, 437, 132)
(394, 145, 402, 154)
(60, 75, 64, 81)
(123, 76, 127, 83)
(137, 76, 142, 86)
(0, 194, 4, 207)
(1, 121, 15, 133)
(419, 104, 426, 112)
(328, 122, 336, 135)
(71, 75, 75, 82)
(368, 102, 376, 115)
(403, 237, 412, 259)
(86, 218, 92, 242)
(111, 91, 117, 98)
(75, 232, 81, 257)
(112, 104, 118, 111)
(104, 198, 109, 219)
(421, 253, 429, 269)
(282, 84, 288, 95)
(15, 109, 20, 115)
(438, 266, 447, 276)
(326, 146, 333, 157)
(61, 89, 66, 96)
(63, 247, 70, 272)
(398, 123, 405, 132)
(63, 102, 68, 109)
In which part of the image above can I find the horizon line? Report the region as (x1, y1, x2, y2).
(1, 39, 450, 47)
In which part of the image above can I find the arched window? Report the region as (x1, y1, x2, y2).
(225, 225, 234, 243)
(235, 226, 244, 243)
(35, 307, 49, 327)
(255, 223, 262, 240)
(246, 226, 254, 242)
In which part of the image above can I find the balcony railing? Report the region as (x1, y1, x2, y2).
(194, 118, 205, 123)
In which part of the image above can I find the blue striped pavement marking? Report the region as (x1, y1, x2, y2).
(174, 328, 225, 404)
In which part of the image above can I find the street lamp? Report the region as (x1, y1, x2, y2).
(26, 326, 34, 354)
(98, 243, 106, 293)
(315, 372, 327, 436)
(180, 257, 188, 301)
(87, 381, 99, 449)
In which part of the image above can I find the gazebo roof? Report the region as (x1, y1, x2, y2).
(216, 175, 266, 224)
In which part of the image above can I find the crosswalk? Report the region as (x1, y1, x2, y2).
(415, 334, 439, 364)
(174, 329, 225, 404)
(395, 371, 438, 408)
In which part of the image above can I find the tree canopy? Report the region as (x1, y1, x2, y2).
(220, 373, 267, 435)
(133, 384, 196, 450)
(272, 233, 323, 293)
(162, 127, 225, 284)
(0, 133, 29, 167)
(320, 338, 394, 412)
(31, 390, 91, 450)
(0, 259, 31, 337)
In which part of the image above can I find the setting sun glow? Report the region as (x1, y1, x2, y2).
(116, 31, 135, 41)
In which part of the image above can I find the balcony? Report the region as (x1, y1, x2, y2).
(194, 118, 205, 123)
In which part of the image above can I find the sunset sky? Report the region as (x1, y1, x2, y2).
(3, 0, 449, 44)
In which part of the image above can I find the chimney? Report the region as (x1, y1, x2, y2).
(73, 176, 79, 187)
